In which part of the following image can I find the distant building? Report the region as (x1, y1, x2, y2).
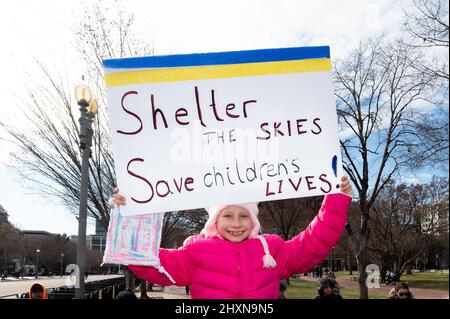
(92, 219, 107, 251)
(0, 204, 9, 224)
(421, 196, 449, 236)
(70, 219, 107, 251)
(95, 219, 107, 236)
(70, 235, 107, 251)
(23, 230, 57, 241)
(90, 235, 107, 251)
(70, 234, 89, 246)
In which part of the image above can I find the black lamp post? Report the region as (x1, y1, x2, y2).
(60, 253, 64, 277)
(74, 82, 98, 299)
(35, 249, 40, 279)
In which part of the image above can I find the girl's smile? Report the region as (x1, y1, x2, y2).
(216, 206, 253, 242)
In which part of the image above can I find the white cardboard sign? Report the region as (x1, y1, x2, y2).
(103, 46, 343, 215)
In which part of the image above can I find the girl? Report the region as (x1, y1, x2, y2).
(111, 176, 352, 299)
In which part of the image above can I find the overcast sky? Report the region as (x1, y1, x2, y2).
(0, 0, 428, 235)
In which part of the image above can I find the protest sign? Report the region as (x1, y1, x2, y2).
(103, 46, 342, 215)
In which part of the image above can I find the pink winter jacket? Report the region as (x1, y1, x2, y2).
(129, 193, 351, 299)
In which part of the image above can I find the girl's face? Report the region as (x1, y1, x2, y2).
(216, 206, 253, 242)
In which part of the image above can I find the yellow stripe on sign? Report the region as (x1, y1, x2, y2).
(105, 58, 331, 87)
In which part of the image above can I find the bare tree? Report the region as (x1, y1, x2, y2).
(403, 0, 449, 169)
(86, 249, 104, 273)
(0, 1, 153, 229)
(369, 177, 449, 279)
(22, 233, 76, 274)
(334, 36, 433, 298)
(258, 197, 323, 240)
(139, 281, 149, 299)
(160, 209, 208, 248)
(403, 0, 449, 79)
(0, 223, 24, 273)
(337, 205, 362, 275)
(0, 3, 212, 282)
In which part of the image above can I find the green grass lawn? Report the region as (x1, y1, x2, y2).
(334, 271, 449, 291)
(398, 272, 449, 291)
(285, 277, 388, 299)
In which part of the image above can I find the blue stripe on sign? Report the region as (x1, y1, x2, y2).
(103, 46, 330, 69)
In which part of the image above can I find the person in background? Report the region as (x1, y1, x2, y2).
(29, 283, 47, 299)
(388, 282, 414, 299)
(278, 280, 288, 299)
(325, 270, 336, 279)
(314, 277, 343, 300)
(380, 269, 387, 285)
(116, 288, 138, 299)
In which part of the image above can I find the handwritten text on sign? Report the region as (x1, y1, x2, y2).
(103, 46, 343, 215)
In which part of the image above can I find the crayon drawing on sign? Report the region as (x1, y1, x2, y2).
(103, 207, 164, 266)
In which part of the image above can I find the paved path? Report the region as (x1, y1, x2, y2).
(4, 275, 446, 299)
(135, 285, 191, 299)
(0, 275, 190, 299)
(299, 275, 449, 299)
(0, 275, 122, 298)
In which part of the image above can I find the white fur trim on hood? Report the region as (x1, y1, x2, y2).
(201, 203, 260, 238)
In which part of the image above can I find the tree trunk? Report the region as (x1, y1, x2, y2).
(124, 266, 130, 289)
(140, 280, 149, 299)
(124, 265, 135, 290)
(406, 265, 412, 275)
(357, 209, 370, 299)
(349, 255, 353, 275)
(130, 272, 136, 290)
(358, 248, 369, 299)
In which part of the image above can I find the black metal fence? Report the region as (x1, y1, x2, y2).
(10, 277, 126, 299)
(52, 277, 125, 299)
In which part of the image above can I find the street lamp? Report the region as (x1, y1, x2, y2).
(74, 81, 99, 299)
(35, 249, 40, 279)
(60, 253, 64, 277)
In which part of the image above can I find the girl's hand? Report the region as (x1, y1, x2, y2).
(339, 176, 353, 197)
(108, 187, 127, 209)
